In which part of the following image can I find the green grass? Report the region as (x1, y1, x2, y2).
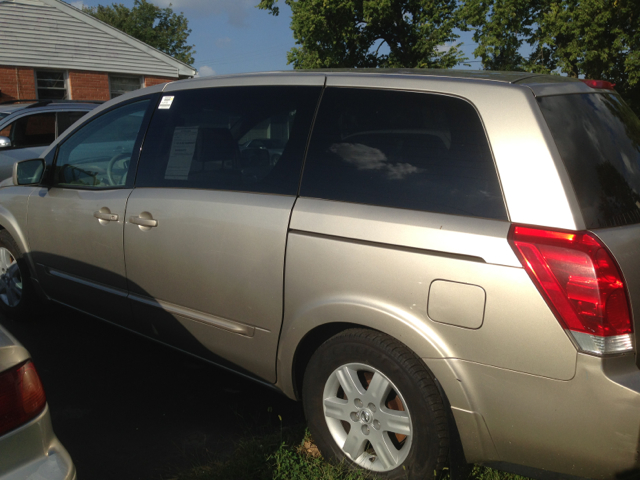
(460, 466, 529, 480)
(165, 426, 368, 480)
(165, 425, 530, 480)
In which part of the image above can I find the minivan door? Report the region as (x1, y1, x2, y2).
(124, 85, 322, 382)
(28, 99, 153, 327)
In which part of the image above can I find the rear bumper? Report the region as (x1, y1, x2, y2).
(428, 353, 640, 479)
(0, 404, 76, 480)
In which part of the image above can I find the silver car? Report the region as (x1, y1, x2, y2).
(1, 70, 639, 479)
(0, 324, 75, 479)
(0, 101, 98, 182)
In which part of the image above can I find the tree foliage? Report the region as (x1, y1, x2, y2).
(259, 0, 640, 112)
(257, 0, 465, 69)
(83, 0, 195, 65)
(460, 0, 640, 112)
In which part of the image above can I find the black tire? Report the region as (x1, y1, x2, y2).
(0, 230, 36, 320)
(303, 329, 449, 480)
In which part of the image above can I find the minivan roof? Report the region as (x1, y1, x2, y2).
(166, 69, 586, 94)
(297, 68, 583, 85)
(182, 68, 583, 85)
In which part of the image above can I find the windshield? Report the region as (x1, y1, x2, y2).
(538, 93, 640, 229)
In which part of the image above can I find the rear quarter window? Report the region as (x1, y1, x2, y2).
(538, 93, 640, 228)
(300, 88, 507, 220)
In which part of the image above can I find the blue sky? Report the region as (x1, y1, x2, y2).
(69, 0, 481, 76)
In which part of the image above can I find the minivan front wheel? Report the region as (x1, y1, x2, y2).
(0, 230, 35, 319)
(303, 329, 449, 479)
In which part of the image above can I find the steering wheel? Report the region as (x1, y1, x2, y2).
(106, 153, 131, 186)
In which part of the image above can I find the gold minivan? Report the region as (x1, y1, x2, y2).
(2, 70, 639, 479)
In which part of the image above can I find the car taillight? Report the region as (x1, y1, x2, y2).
(0, 361, 46, 436)
(580, 79, 616, 90)
(508, 225, 633, 355)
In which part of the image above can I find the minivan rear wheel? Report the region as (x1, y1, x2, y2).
(303, 329, 449, 479)
(0, 230, 35, 320)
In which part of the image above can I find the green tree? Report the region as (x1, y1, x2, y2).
(82, 0, 195, 65)
(257, 0, 466, 69)
(460, 0, 640, 113)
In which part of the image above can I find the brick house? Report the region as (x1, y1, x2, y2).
(0, 0, 196, 103)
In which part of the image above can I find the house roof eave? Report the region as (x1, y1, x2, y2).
(38, 0, 196, 77)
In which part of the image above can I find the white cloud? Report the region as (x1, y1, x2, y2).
(330, 143, 387, 171)
(69, 1, 85, 9)
(436, 43, 455, 53)
(197, 65, 216, 77)
(154, 0, 255, 27)
(329, 143, 422, 180)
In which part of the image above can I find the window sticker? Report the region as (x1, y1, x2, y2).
(164, 127, 198, 180)
(158, 96, 175, 109)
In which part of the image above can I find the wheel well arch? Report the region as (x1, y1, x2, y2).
(0, 215, 29, 255)
(279, 298, 452, 402)
(289, 321, 454, 403)
(291, 322, 377, 401)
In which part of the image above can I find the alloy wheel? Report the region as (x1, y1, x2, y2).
(0, 247, 22, 308)
(322, 362, 413, 472)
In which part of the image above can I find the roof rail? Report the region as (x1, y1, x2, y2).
(0, 99, 104, 107)
(24, 100, 104, 109)
(0, 99, 39, 105)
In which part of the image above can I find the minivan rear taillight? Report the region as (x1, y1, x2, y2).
(0, 361, 46, 436)
(509, 225, 633, 355)
(579, 79, 616, 90)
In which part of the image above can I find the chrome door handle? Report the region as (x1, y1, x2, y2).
(94, 211, 119, 221)
(129, 216, 158, 227)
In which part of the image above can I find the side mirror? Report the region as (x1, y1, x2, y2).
(0, 137, 11, 149)
(13, 158, 44, 186)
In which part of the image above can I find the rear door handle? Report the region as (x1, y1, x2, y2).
(129, 216, 158, 227)
(94, 211, 119, 222)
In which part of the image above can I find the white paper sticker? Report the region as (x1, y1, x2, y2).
(158, 96, 175, 109)
(164, 127, 199, 180)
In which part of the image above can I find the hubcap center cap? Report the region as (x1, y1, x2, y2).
(359, 408, 373, 424)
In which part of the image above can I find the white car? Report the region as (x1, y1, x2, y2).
(0, 324, 75, 479)
(0, 101, 98, 182)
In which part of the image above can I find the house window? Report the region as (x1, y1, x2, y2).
(110, 75, 142, 98)
(36, 70, 68, 100)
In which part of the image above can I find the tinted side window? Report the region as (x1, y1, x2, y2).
(301, 88, 507, 220)
(538, 93, 640, 228)
(54, 100, 150, 188)
(135, 86, 322, 195)
(11, 113, 56, 147)
(57, 111, 89, 137)
(0, 120, 12, 138)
